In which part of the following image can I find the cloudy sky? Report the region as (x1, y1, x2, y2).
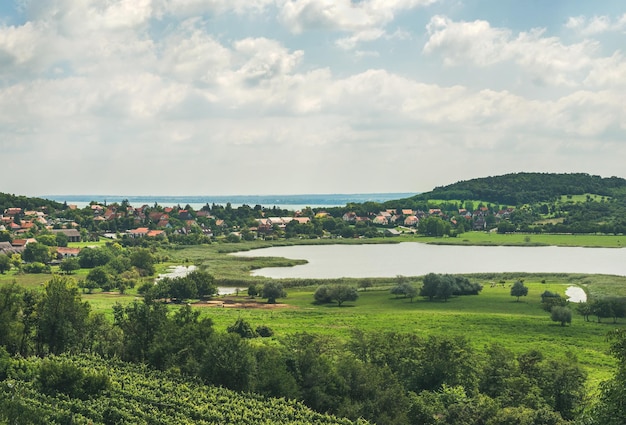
(1, 0, 625, 196)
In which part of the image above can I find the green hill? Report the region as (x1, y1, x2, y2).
(409, 172, 626, 205)
(0, 353, 368, 425)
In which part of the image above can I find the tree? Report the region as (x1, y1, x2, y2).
(314, 285, 332, 304)
(227, 318, 256, 339)
(390, 282, 418, 302)
(186, 270, 216, 299)
(436, 275, 455, 302)
(85, 266, 110, 291)
(59, 257, 80, 274)
(510, 280, 528, 302)
(247, 284, 258, 298)
(113, 299, 168, 362)
(589, 329, 626, 425)
(575, 301, 592, 322)
(36, 234, 57, 246)
(78, 247, 112, 268)
(551, 306, 572, 326)
(329, 285, 359, 307)
(262, 282, 286, 304)
(420, 273, 440, 301)
(35, 275, 91, 355)
(0, 254, 10, 274)
(55, 232, 69, 247)
(22, 242, 51, 264)
(130, 248, 155, 276)
(358, 279, 373, 291)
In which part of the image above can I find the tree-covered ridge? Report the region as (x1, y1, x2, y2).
(412, 172, 626, 205)
(0, 353, 368, 425)
(0, 192, 64, 213)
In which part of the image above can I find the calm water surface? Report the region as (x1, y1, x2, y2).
(233, 243, 626, 279)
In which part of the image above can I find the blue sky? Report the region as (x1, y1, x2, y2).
(1, 0, 625, 196)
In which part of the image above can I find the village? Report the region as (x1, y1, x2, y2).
(0, 198, 517, 260)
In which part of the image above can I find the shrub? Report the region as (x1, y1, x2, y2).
(23, 262, 51, 274)
(256, 325, 274, 338)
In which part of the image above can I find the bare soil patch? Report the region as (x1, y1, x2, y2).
(193, 297, 292, 309)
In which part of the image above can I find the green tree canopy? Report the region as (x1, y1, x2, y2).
(261, 282, 286, 304)
(511, 280, 529, 302)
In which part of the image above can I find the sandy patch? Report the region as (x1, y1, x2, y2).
(193, 298, 292, 309)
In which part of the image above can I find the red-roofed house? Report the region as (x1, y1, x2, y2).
(56, 247, 81, 259)
(128, 227, 149, 238)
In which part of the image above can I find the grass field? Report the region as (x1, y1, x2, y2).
(414, 232, 625, 247)
(3, 237, 625, 391)
(179, 276, 623, 389)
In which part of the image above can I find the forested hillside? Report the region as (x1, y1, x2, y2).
(0, 192, 63, 213)
(410, 172, 626, 205)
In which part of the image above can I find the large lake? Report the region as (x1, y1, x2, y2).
(233, 243, 626, 279)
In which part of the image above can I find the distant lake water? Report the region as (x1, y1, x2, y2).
(43, 193, 414, 210)
(233, 243, 626, 279)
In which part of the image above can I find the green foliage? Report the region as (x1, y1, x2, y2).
(416, 172, 626, 205)
(0, 354, 368, 425)
(256, 325, 274, 337)
(113, 299, 168, 362)
(78, 246, 113, 268)
(22, 262, 51, 274)
(37, 357, 110, 399)
(227, 318, 257, 338)
(59, 257, 80, 274)
(86, 266, 111, 290)
(262, 281, 286, 304)
(22, 242, 51, 264)
(511, 280, 529, 301)
(148, 270, 216, 303)
(588, 329, 626, 425)
(420, 273, 482, 302)
(550, 306, 572, 326)
(418, 216, 451, 237)
(315, 285, 359, 306)
(36, 276, 91, 355)
(35, 234, 57, 246)
(130, 248, 156, 275)
(391, 281, 418, 301)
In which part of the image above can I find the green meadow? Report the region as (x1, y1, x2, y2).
(3, 237, 625, 390)
(164, 275, 623, 389)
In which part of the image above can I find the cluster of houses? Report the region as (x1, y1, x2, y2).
(340, 206, 516, 231)
(1, 201, 518, 257)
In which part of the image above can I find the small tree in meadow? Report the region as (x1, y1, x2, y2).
(262, 282, 286, 304)
(510, 280, 528, 302)
(551, 306, 572, 326)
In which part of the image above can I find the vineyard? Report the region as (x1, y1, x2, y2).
(0, 354, 369, 425)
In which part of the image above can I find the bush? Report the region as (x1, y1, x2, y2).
(227, 318, 256, 339)
(256, 325, 274, 338)
(23, 262, 51, 274)
(314, 285, 332, 304)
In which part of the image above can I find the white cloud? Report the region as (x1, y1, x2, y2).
(279, 0, 436, 49)
(565, 14, 626, 35)
(424, 15, 599, 86)
(1, 0, 625, 195)
(154, 0, 274, 17)
(584, 52, 626, 87)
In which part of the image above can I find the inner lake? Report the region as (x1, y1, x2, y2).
(232, 243, 626, 279)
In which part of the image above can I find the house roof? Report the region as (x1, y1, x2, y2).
(129, 227, 149, 234)
(51, 229, 81, 237)
(57, 247, 80, 255)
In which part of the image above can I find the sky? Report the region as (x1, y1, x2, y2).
(1, 0, 625, 196)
